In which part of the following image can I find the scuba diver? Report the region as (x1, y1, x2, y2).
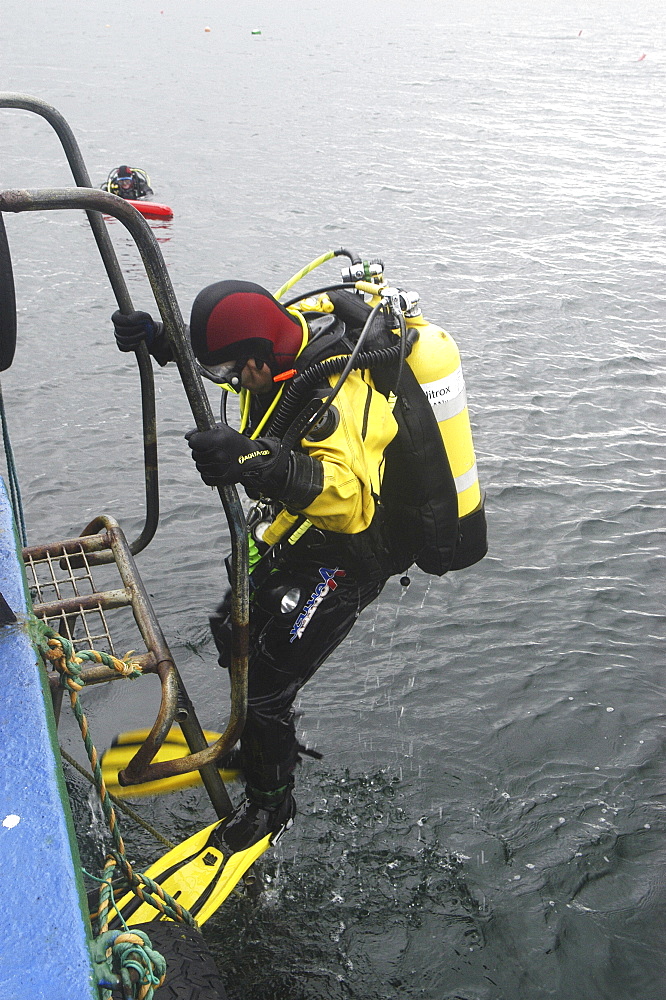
(101, 165, 153, 200)
(111, 269, 487, 855)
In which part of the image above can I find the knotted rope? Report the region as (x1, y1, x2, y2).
(33, 620, 196, 997)
(91, 928, 167, 1000)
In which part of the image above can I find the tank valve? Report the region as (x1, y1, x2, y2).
(398, 290, 421, 317)
(374, 286, 422, 321)
(340, 258, 385, 283)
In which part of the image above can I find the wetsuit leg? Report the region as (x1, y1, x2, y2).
(210, 569, 385, 793)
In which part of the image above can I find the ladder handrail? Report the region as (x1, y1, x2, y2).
(0, 184, 249, 794)
(0, 92, 158, 558)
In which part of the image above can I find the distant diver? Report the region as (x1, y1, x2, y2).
(101, 165, 153, 200)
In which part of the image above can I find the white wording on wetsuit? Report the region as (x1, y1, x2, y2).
(289, 567, 346, 642)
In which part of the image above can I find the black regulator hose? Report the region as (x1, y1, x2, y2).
(269, 298, 381, 437)
(334, 247, 362, 265)
(322, 299, 386, 412)
(394, 305, 409, 389)
(282, 282, 368, 308)
(268, 305, 416, 439)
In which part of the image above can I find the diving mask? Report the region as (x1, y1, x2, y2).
(196, 358, 247, 391)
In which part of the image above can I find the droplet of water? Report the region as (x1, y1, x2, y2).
(419, 580, 432, 609)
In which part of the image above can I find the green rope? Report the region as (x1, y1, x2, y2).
(0, 379, 27, 546)
(112, 929, 167, 1000)
(33, 619, 198, 995)
(90, 926, 167, 1000)
(33, 620, 196, 920)
(60, 747, 176, 851)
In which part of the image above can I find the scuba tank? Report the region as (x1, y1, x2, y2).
(405, 315, 481, 519)
(402, 311, 487, 572)
(311, 280, 488, 575)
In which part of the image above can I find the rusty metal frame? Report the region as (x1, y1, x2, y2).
(1, 182, 249, 800)
(24, 515, 235, 817)
(0, 92, 159, 561)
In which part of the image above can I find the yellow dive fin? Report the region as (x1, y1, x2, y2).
(101, 726, 241, 798)
(112, 817, 276, 927)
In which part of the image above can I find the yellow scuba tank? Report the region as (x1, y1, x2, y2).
(285, 266, 487, 575)
(340, 282, 487, 573)
(404, 313, 482, 521)
(343, 279, 486, 572)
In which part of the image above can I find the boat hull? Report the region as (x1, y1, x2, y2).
(0, 478, 98, 999)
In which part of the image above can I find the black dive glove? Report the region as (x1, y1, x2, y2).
(111, 309, 173, 365)
(185, 424, 289, 491)
(185, 423, 323, 507)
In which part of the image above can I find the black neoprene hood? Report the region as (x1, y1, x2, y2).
(189, 280, 303, 372)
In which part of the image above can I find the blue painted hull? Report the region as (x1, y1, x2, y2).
(0, 477, 98, 1000)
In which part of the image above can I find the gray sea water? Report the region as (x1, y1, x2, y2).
(1, 2, 664, 998)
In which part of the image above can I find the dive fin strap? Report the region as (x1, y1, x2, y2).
(112, 817, 281, 927)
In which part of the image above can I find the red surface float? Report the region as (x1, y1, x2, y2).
(126, 199, 173, 220)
